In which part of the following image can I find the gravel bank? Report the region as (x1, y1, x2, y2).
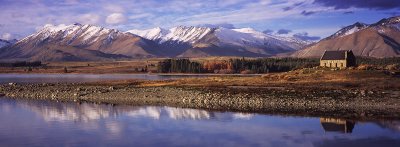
(1, 82, 399, 119)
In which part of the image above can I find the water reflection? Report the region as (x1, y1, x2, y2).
(320, 118, 355, 133)
(12, 99, 254, 122)
(0, 73, 209, 84)
(376, 121, 400, 132)
(0, 97, 399, 147)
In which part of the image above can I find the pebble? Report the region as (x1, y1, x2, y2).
(0, 82, 399, 119)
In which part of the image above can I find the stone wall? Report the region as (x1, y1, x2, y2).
(320, 60, 347, 68)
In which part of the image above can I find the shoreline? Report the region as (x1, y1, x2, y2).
(0, 72, 262, 76)
(1, 81, 399, 119)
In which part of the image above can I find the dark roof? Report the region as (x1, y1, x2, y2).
(321, 50, 352, 60)
(321, 122, 355, 133)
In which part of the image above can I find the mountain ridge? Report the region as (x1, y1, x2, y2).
(127, 26, 312, 58)
(291, 16, 400, 58)
(1, 16, 399, 61)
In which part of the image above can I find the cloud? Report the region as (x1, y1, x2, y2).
(106, 13, 126, 24)
(216, 0, 249, 7)
(78, 14, 101, 24)
(104, 4, 125, 13)
(263, 29, 274, 34)
(128, 13, 153, 20)
(293, 32, 321, 41)
(301, 10, 317, 16)
(277, 29, 292, 34)
(282, 2, 305, 11)
(199, 23, 236, 29)
(343, 11, 354, 14)
(385, 11, 400, 16)
(1, 33, 12, 40)
(313, 0, 400, 10)
(64, 0, 80, 5)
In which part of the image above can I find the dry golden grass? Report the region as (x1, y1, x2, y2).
(0, 58, 242, 74)
(136, 69, 400, 90)
(1, 59, 399, 91)
(0, 60, 161, 74)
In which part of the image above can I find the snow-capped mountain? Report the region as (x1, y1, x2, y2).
(325, 16, 400, 40)
(1, 24, 315, 61)
(0, 23, 156, 61)
(0, 39, 16, 48)
(291, 16, 400, 58)
(19, 23, 153, 56)
(0, 39, 10, 48)
(128, 26, 311, 57)
(373, 16, 400, 26)
(215, 27, 309, 50)
(128, 26, 213, 44)
(325, 22, 368, 40)
(128, 26, 310, 48)
(5, 16, 398, 61)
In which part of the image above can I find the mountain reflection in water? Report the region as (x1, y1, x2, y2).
(13, 99, 252, 122)
(0, 97, 400, 147)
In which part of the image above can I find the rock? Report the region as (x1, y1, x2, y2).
(360, 90, 366, 96)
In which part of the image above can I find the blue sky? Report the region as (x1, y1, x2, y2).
(0, 0, 399, 40)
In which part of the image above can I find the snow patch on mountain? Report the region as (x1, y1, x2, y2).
(374, 16, 400, 26)
(215, 27, 267, 46)
(19, 23, 131, 46)
(127, 27, 168, 41)
(128, 26, 213, 44)
(129, 26, 311, 50)
(216, 27, 310, 49)
(373, 16, 400, 32)
(165, 26, 212, 43)
(326, 16, 400, 40)
(327, 22, 368, 39)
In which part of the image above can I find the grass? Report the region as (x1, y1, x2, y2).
(135, 68, 400, 91)
(0, 60, 160, 74)
(0, 59, 399, 91)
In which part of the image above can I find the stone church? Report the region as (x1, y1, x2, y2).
(320, 50, 356, 68)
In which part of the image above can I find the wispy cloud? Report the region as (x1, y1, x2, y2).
(313, 0, 400, 10)
(106, 13, 127, 24)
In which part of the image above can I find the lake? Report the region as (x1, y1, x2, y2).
(0, 97, 399, 147)
(0, 73, 210, 84)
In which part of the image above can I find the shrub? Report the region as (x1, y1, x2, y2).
(385, 64, 400, 70)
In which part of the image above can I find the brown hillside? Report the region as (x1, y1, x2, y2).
(292, 26, 400, 58)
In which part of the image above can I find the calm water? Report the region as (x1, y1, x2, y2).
(0, 73, 209, 84)
(0, 97, 399, 147)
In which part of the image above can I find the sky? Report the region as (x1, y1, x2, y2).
(0, 0, 399, 41)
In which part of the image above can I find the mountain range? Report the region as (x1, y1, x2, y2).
(0, 16, 399, 61)
(291, 16, 400, 58)
(127, 26, 310, 58)
(0, 39, 17, 49)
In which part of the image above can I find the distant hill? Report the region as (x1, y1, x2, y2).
(291, 16, 400, 58)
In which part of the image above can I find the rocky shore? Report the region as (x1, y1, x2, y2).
(1, 82, 399, 119)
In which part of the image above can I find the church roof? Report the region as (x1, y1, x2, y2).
(321, 50, 353, 60)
